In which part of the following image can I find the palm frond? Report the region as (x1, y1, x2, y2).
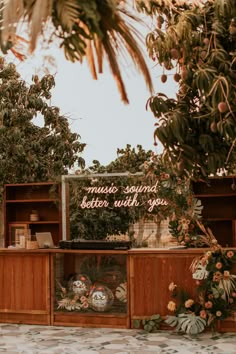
(101, 32, 129, 103)
(54, 0, 80, 33)
(112, 16, 153, 94)
(86, 39, 97, 80)
(1, 0, 24, 44)
(218, 275, 236, 301)
(93, 35, 103, 74)
(29, 0, 53, 52)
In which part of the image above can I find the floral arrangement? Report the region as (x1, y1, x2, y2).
(168, 217, 204, 247)
(165, 229, 236, 335)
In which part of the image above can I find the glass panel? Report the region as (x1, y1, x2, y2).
(54, 253, 127, 314)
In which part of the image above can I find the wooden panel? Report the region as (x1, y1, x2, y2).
(0, 313, 49, 325)
(0, 253, 51, 325)
(53, 312, 129, 328)
(129, 252, 197, 318)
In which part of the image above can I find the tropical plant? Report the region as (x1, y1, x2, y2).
(0, 0, 153, 103)
(136, 0, 236, 179)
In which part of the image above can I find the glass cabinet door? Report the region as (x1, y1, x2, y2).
(54, 252, 128, 315)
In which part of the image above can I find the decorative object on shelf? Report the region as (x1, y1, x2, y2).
(56, 280, 89, 312)
(88, 284, 114, 312)
(26, 240, 39, 249)
(30, 210, 39, 222)
(8, 223, 28, 246)
(68, 274, 92, 297)
(115, 282, 127, 303)
(165, 229, 236, 335)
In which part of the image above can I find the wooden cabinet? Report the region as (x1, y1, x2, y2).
(51, 249, 130, 328)
(129, 249, 199, 321)
(4, 182, 62, 247)
(192, 176, 236, 247)
(0, 250, 51, 325)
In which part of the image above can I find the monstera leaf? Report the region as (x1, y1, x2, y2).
(165, 314, 206, 335)
(177, 314, 206, 335)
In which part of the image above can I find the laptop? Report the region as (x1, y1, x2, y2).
(35, 232, 54, 248)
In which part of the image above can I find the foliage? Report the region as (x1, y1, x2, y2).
(0, 0, 153, 104)
(136, 0, 236, 179)
(166, 238, 236, 334)
(69, 145, 155, 240)
(0, 56, 85, 197)
(133, 314, 163, 332)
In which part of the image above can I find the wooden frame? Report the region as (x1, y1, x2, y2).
(8, 223, 28, 246)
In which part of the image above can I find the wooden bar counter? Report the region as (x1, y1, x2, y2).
(0, 247, 235, 331)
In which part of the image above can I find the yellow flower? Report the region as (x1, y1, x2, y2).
(167, 301, 176, 312)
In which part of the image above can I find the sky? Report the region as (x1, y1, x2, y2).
(13, 22, 177, 168)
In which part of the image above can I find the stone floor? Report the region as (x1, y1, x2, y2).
(0, 324, 236, 353)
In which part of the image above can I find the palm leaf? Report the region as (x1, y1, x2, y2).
(29, 0, 53, 52)
(218, 275, 236, 301)
(1, 0, 24, 44)
(54, 0, 80, 32)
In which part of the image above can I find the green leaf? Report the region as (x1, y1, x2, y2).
(133, 319, 141, 329)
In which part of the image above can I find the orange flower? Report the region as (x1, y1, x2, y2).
(200, 310, 207, 319)
(185, 299, 194, 308)
(168, 282, 177, 292)
(205, 301, 213, 309)
(215, 262, 222, 270)
(226, 251, 234, 258)
(167, 301, 176, 312)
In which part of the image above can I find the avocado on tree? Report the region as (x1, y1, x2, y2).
(137, 0, 236, 179)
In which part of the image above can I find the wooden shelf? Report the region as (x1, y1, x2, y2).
(7, 221, 60, 224)
(192, 177, 236, 247)
(6, 199, 58, 203)
(4, 182, 62, 247)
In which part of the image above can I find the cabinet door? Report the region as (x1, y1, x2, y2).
(0, 252, 51, 325)
(129, 252, 197, 319)
(52, 251, 130, 328)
